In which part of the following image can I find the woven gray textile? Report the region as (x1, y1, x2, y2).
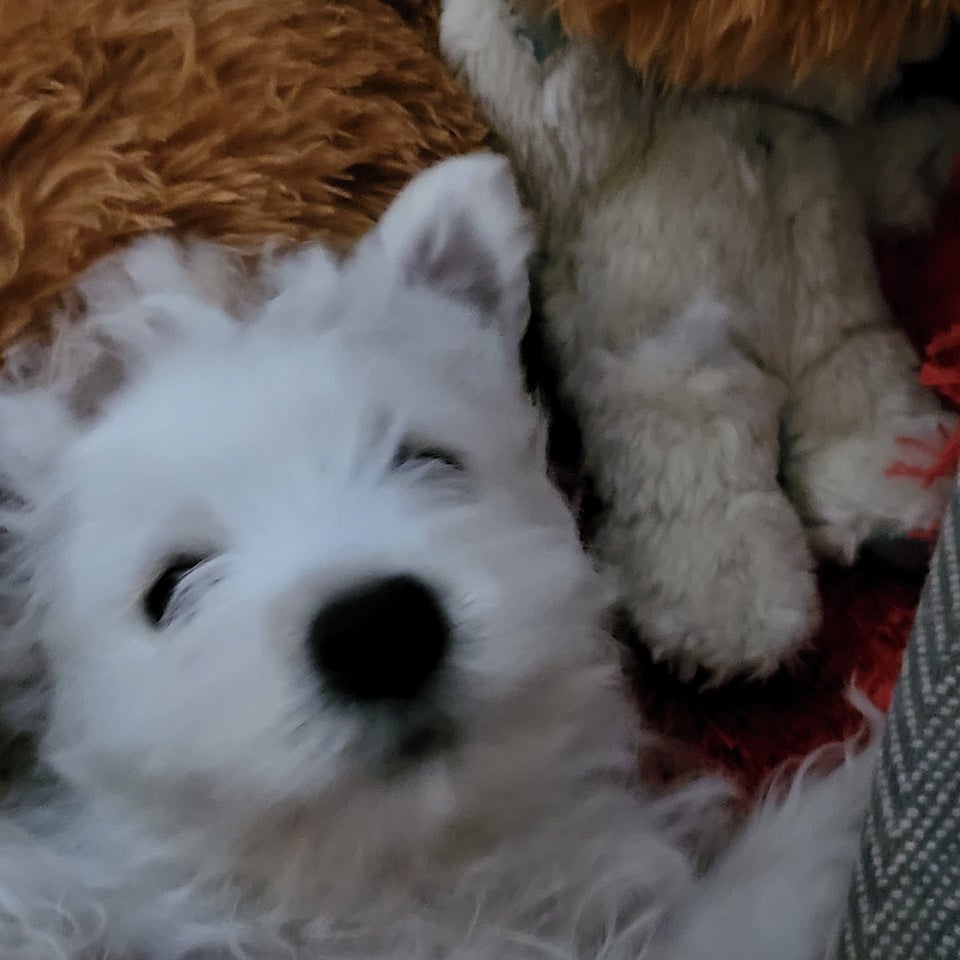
(836, 483, 960, 958)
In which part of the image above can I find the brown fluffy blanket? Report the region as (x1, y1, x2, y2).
(0, 0, 484, 349)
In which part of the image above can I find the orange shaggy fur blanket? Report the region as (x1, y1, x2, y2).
(529, 0, 960, 88)
(0, 0, 484, 349)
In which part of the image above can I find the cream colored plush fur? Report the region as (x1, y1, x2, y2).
(441, 0, 960, 678)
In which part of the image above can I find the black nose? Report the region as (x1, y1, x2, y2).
(307, 574, 450, 702)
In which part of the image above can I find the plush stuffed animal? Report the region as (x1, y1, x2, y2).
(440, 0, 960, 680)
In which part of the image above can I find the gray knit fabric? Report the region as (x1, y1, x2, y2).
(837, 486, 960, 958)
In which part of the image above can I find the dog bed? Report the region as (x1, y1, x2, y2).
(0, 0, 957, 805)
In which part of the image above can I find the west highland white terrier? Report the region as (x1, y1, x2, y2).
(0, 155, 874, 960)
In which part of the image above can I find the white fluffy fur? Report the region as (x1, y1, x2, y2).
(439, 0, 960, 679)
(0, 155, 876, 959)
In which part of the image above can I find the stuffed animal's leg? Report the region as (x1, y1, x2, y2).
(773, 122, 956, 567)
(648, 740, 878, 960)
(439, 0, 645, 200)
(440, 0, 543, 164)
(577, 302, 820, 679)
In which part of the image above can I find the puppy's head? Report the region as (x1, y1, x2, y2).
(0, 156, 612, 862)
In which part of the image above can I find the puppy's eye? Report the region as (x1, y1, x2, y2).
(392, 441, 464, 473)
(144, 555, 208, 627)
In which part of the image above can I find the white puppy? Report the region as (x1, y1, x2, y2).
(440, 0, 960, 679)
(0, 155, 874, 960)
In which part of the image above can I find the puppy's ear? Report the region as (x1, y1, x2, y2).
(40, 235, 249, 424)
(0, 235, 246, 475)
(72, 234, 244, 365)
(371, 153, 535, 346)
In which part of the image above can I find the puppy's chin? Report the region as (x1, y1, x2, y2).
(375, 716, 461, 779)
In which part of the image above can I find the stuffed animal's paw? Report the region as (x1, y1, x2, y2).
(439, 0, 519, 70)
(614, 489, 821, 683)
(790, 411, 956, 567)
